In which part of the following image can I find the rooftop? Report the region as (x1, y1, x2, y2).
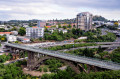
(0, 32, 12, 34)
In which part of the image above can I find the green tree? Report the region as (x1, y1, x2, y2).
(18, 27, 26, 36)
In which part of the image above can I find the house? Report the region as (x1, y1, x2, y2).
(17, 36, 30, 43)
(58, 28, 68, 33)
(47, 28, 57, 33)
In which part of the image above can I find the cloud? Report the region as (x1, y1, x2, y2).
(0, 0, 120, 20)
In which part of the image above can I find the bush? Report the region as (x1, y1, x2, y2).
(39, 68, 42, 72)
(43, 68, 48, 72)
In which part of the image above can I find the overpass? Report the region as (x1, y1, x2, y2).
(95, 42, 120, 45)
(4, 43, 120, 73)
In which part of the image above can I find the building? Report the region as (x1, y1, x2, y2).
(104, 22, 114, 26)
(118, 20, 120, 30)
(17, 36, 30, 43)
(7, 35, 17, 42)
(0, 32, 12, 36)
(47, 28, 57, 33)
(58, 28, 67, 34)
(76, 12, 93, 31)
(26, 27, 44, 39)
(78, 37, 87, 40)
(11, 31, 18, 35)
(37, 20, 46, 28)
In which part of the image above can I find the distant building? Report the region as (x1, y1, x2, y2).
(26, 27, 44, 39)
(118, 20, 120, 29)
(22, 23, 29, 28)
(104, 22, 114, 26)
(0, 25, 6, 28)
(76, 12, 93, 31)
(37, 20, 46, 28)
(58, 28, 67, 34)
(47, 28, 57, 33)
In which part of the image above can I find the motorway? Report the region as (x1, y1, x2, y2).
(24, 40, 74, 48)
(59, 45, 120, 52)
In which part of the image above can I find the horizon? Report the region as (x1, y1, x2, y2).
(0, 0, 120, 21)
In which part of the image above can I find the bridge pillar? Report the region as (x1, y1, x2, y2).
(27, 51, 36, 70)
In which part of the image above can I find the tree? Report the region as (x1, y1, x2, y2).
(111, 48, 120, 63)
(114, 22, 119, 27)
(68, 24, 72, 28)
(18, 27, 26, 36)
(63, 26, 67, 29)
(0, 28, 6, 32)
(58, 24, 62, 28)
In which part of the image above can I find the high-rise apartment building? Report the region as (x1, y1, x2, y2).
(26, 27, 44, 39)
(26, 20, 44, 39)
(76, 12, 93, 31)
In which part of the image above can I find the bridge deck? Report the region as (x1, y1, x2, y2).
(5, 43, 120, 70)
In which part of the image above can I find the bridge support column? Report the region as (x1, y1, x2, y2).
(27, 51, 36, 70)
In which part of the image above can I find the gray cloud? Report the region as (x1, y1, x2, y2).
(0, 0, 120, 20)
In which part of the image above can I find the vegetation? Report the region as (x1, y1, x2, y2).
(0, 53, 13, 63)
(41, 66, 120, 79)
(0, 61, 38, 79)
(18, 27, 26, 36)
(93, 16, 108, 22)
(0, 28, 7, 32)
(86, 32, 116, 42)
(107, 25, 118, 30)
(0, 35, 7, 42)
(65, 48, 97, 57)
(47, 43, 97, 51)
(44, 28, 100, 41)
(111, 47, 120, 63)
(44, 58, 63, 72)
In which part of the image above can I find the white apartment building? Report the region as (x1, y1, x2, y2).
(26, 27, 44, 39)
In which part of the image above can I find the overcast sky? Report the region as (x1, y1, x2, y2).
(0, 0, 120, 21)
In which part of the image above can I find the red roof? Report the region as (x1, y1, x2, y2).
(46, 26, 51, 28)
(0, 32, 12, 34)
(24, 38, 29, 40)
(32, 26, 38, 28)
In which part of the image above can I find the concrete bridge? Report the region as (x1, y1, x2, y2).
(4, 43, 120, 73)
